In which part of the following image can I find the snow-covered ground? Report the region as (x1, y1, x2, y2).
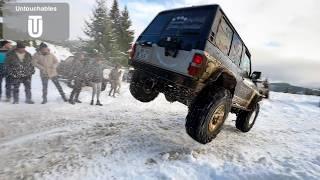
(0, 72, 319, 180)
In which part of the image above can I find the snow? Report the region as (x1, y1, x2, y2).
(44, 42, 73, 61)
(25, 41, 73, 61)
(0, 69, 319, 180)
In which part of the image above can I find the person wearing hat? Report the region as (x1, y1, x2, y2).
(0, 40, 13, 101)
(33, 42, 67, 104)
(5, 41, 35, 104)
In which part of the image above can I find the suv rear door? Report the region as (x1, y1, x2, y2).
(134, 6, 217, 76)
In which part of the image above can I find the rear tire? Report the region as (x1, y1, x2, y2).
(185, 86, 231, 144)
(236, 103, 260, 132)
(165, 94, 176, 103)
(130, 71, 159, 103)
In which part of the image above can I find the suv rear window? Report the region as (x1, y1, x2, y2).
(162, 11, 209, 36)
(140, 7, 216, 51)
(143, 9, 212, 36)
(143, 13, 172, 35)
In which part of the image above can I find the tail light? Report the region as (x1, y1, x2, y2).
(188, 54, 205, 76)
(129, 43, 137, 60)
(193, 54, 204, 65)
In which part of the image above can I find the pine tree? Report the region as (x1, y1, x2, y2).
(83, 0, 134, 66)
(109, 0, 130, 66)
(84, 0, 112, 59)
(119, 6, 134, 56)
(102, 17, 119, 61)
(109, 29, 123, 64)
(109, 0, 121, 41)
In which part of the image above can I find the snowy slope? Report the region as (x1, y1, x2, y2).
(0, 73, 319, 180)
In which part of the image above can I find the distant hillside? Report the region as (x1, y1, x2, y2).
(270, 83, 320, 96)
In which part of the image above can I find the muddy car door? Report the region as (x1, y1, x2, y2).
(234, 50, 257, 109)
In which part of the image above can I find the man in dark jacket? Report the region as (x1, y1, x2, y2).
(0, 40, 13, 101)
(5, 42, 35, 104)
(69, 52, 86, 104)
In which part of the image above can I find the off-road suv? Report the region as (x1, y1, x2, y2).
(129, 5, 263, 144)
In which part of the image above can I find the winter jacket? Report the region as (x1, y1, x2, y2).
(70, 59, 85, 78)
(83, 59, 104, 83)
(0, 50, 9, 76)
(109, 69, 122, 81)
(5, 50, 35, 79)
(32, 52, 59, 78)
(0, 50, 7, 64)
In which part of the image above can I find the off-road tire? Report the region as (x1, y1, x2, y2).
(186, 86, 232, 144)
(236, 103, 260, 132)
(130, 71, 159, 103)
(165, 94, 176, 103)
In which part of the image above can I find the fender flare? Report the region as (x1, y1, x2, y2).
(203, 69, 237, 95)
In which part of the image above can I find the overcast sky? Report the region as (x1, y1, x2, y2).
(20, 0, 320, 88)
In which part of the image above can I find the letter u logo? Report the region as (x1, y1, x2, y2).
(28, 16, 43, 38)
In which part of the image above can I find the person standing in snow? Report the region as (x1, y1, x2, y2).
(0, 40, 13, 101)
(5, 42, 35, 104)
(87, 54, 104, 106)
(69, 52, 87, 104)
(32, 43, 67, 104)
(109, 64, 122, 97)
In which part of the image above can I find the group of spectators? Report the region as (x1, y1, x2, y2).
(0, 41, 35, 104)
(67, 52, 122, 105)
(0, 40, 123, 106)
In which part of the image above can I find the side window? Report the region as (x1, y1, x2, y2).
(229, 34, 243, 65)
(215, 18, 233, 55)
(240, 52, 251, 76)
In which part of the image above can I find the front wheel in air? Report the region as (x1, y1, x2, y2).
(185, 87, 232, 144)
(236, 103, 260, 132)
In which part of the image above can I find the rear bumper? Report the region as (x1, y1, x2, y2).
(129, 60, 199, 89)
(129, 60, 204, 105)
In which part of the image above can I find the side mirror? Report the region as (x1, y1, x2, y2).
(251, 71, 262, 80)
